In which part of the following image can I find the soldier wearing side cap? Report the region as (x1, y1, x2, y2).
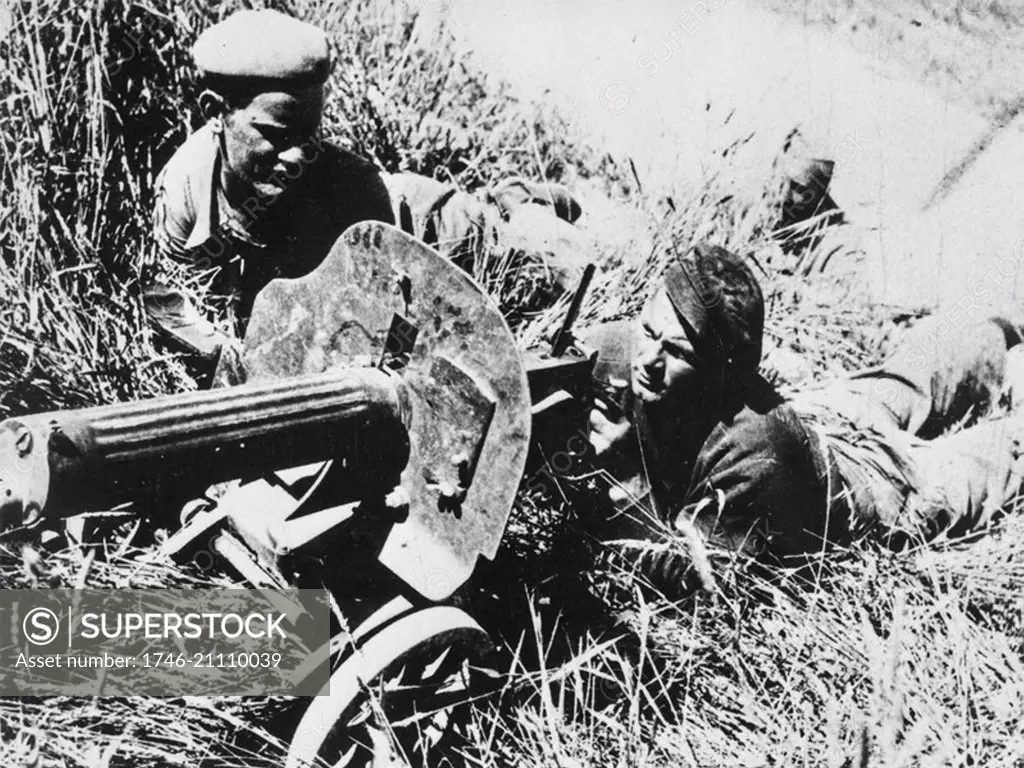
(585, 243, 1024, 597)
(585, 244, 834, 594)
(143, 10, 394, 368)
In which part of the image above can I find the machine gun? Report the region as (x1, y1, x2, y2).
(0, 223, 532, 767)
(523, 263, 634, 493)
(0, 223, 625, 767)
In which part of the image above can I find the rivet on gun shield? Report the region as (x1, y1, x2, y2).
(385, 485, 410, 514)
(14, 426, 32, 458)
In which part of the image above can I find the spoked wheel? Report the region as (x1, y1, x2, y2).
(286, 606, 501, 768)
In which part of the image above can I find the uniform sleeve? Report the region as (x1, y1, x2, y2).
(488, 177, 583, 223)
(141, 272, 229, 362)
(432, 191, 499, 269)
(144, 173, 228, 361)
(379, 172, 450, 242)
(683, 410, 825, 563)
(152, 168, 197, 262)
(378, 173, 498, 267)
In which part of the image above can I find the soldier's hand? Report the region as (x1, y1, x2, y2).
(209, 335, 247, 387)
(589, 397, 632, 460)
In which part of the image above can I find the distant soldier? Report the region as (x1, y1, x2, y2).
(144, 10, 394, 367)
(585, 243, 1024, 596)
(769, 134, 850, 277)
(384, 172, 591, 296)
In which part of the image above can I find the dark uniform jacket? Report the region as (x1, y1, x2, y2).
(635, 377, 833, 567)
(584, 321, 834, 593)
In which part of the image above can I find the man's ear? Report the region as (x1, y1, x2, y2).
(198, 89, 228, 130)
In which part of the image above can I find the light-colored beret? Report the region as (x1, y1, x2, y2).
(192, 10, 330, 88)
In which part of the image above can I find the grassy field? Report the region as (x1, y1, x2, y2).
(1, 0, 1023, 766)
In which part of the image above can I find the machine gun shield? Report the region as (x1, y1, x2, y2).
(235, 223, 532, 601)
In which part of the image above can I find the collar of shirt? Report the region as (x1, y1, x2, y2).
(184, 123, 267, 252)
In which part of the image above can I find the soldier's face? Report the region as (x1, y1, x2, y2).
(632, 288, 703, 406)
(221, 88, 325, 202)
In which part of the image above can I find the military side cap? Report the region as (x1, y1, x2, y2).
(192, 10, 331, 88)
(663, 242, 764, 373)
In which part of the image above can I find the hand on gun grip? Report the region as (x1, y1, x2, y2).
(210, 335, 247, 387)
(589, 393, 632, 460)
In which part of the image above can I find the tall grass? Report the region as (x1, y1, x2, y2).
(2, 1, 1024, 768)
(0, 0, 200, 415)
(461, 517, 1024, 767)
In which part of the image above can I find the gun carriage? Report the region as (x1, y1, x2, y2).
(0, 223, 603, 767)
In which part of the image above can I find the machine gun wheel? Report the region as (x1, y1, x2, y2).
(286, 604, 499, 768)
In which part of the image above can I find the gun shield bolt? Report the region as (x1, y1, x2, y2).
(385, 486, 410, 511)
(451, 452, 471, 486)
(436, 480, 466, 517)
(437, 482, 460, 500)
(14, 427, 32, 458)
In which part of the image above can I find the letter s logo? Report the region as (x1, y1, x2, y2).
(23, 607, 60, 646)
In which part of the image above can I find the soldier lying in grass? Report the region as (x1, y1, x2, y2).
(586, 243, 1024, 596)
(384, 173, 593, 308)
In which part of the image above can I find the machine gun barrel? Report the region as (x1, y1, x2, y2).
(0, 368, 410, 530)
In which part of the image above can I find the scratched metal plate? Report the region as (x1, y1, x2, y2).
(238, 222, 531, 600)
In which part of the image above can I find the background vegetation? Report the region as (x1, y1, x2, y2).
(1, 0, 1022, 766)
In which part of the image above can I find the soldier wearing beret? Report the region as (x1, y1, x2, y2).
(144, 10, 394, 367)
(587, 243, 1024, 596)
